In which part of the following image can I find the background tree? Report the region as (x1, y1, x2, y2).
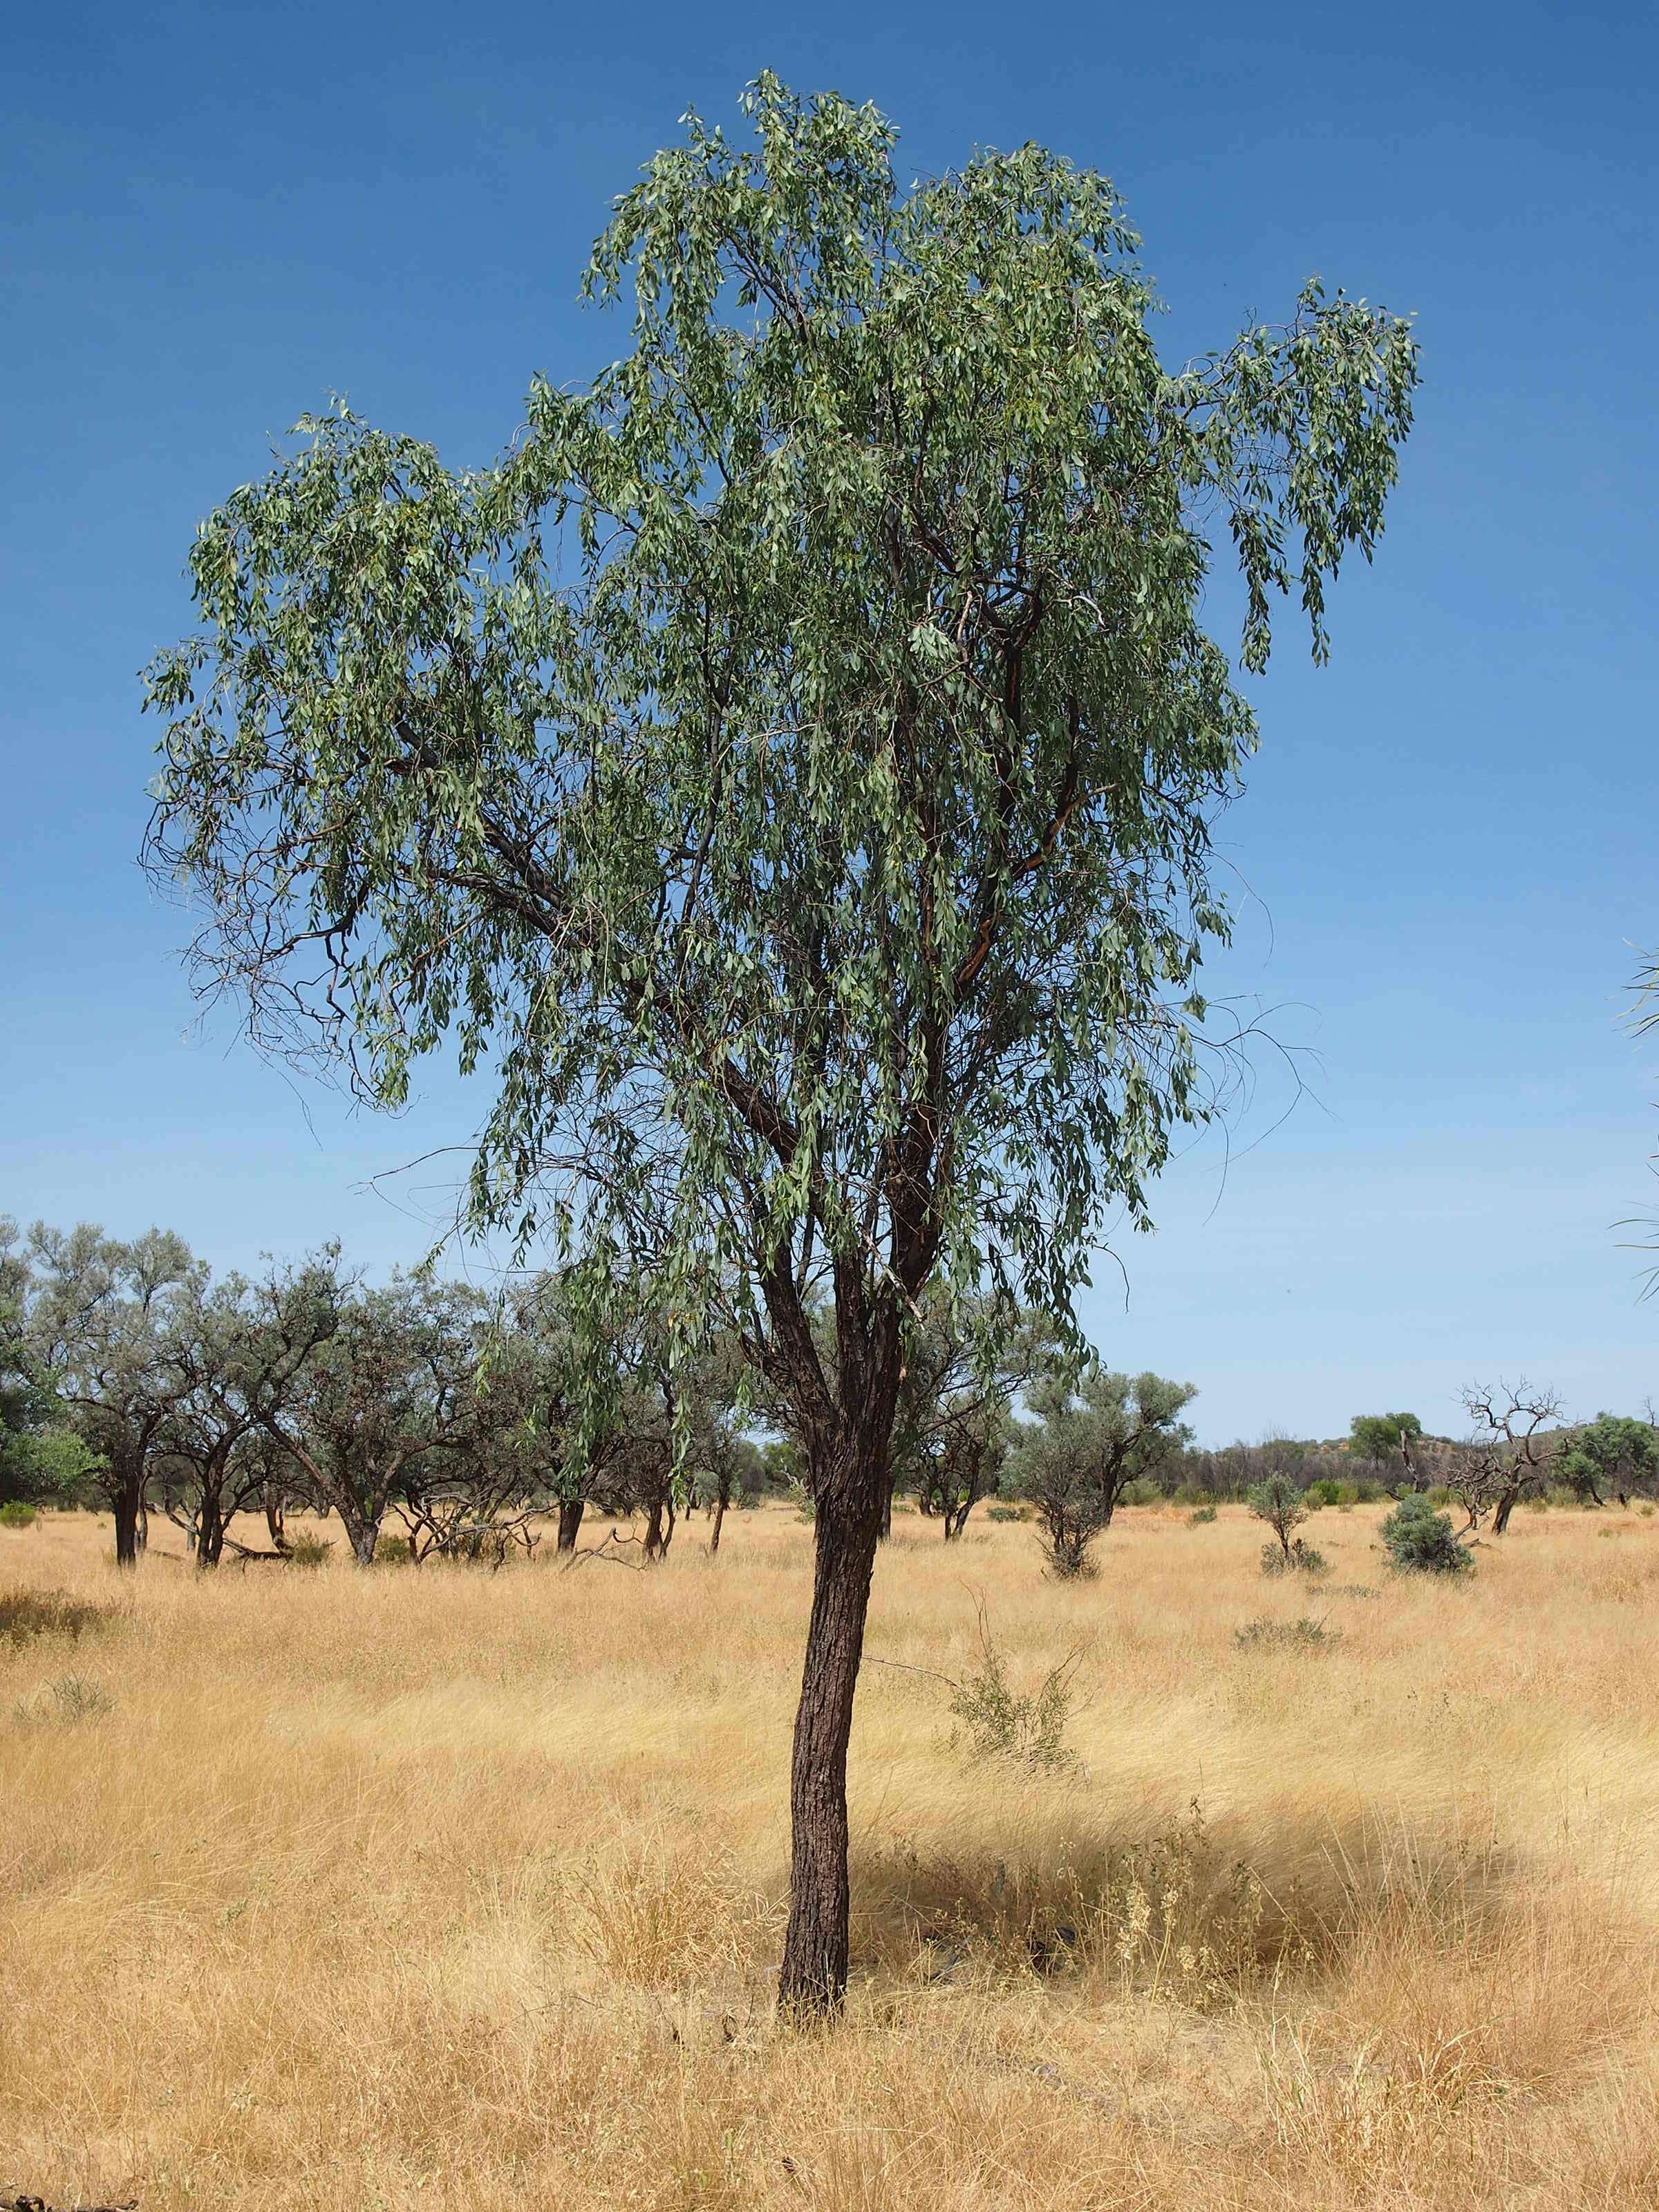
(894, 1300, 1056, 1540)
(258, 1266, 476, 1564)
(142, 79, 1417, 2009)
(1555, 1412, 1658, 1508)
(469, 1280, 592, 1556)
(25, 1223, 201, 1564)
(0, 1219, 98, 1508)
(158, 1269, 337, 1566)
(1349, 1411, 1425, 1492)
(1011, 1365, 1196, 1576)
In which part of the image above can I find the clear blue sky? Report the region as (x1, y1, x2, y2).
(3, 0, 1655, 1442)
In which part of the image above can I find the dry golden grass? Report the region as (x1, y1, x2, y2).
(4, 1498, 1659, 2209)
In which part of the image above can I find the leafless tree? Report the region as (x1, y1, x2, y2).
(1450, 1380, 1563, 1535)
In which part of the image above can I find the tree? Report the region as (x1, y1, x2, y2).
(1555, 1412, 1658, 1508)
(1011, 1365, 1196, 1576)
(454, 1279, 594, 1557)
(0, 1219, 99, 1508)
(1456, 1380, 1561, 1534)
(1349, 1412, 1425, 1491)
(24, 1223, 202, 1564)
(157, 1268, 338, 1565)
(1246, 1468, 1323, 1573)
(257, 1266, 477, 1564)
(893, 1300, 1055, 1540)
(142, 79, 1417, 2010)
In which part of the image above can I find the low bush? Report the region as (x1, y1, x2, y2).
(984, 1504, 1023, 1523)
(15, 1673, 115, 1725)
(947, 1620, 1078, 1772)
(0, 1501, 37, 1528)
(1380, 1493, 1471, 1575)
(1117, 1477, 1161, 1509)
(284, 1532, 335, 1568)
(1234, 1616, 1338, 1651)
(0, 1588, 115, 1644)
(1260, 1539, 1327, 1577)
(1188, 1503, 1218, 1525)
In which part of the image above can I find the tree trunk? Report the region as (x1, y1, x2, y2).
(778, 1459, 885, 2016)
(709, 1481, 729, 1556)
(340, 1508, 379, 1565)
(265, 1485, 287, 1550)
(113, 1475, 144, 1569)
(643, 1493, 675, 1561)
(1492, 1486, 1518, 1535)
(556, 1497, 585, 1553)
(196, 1489, 227, 1568)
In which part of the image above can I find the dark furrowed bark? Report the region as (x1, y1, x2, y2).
(778, 1449, 887, 2016)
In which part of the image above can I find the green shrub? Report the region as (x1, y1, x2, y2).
(985, 1504, 1024, 1523)
(948, 1629, 1076, 1772)
(1425, 1483, 1454, 1507)
(1118, 1477, 1161, 1509)
(1642, 1503, 1656, 1519)
(1380, 1494, 1471, 1575)
(1521, 1492, 1550, 1515)
(0, 1502, 37, 1529)
(284, 1532, 335, 1568)
(1260, 1538, 1327, 1577)
(1304, 1477, 1342, 1508)
(1188, 1503, 1218, 1526)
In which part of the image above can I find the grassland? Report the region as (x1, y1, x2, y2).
(3, 1499, 1658, 2209)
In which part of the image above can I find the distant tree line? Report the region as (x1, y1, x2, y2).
(5, 1217, 1651, 1578)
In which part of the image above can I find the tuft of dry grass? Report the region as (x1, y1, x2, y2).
(3, 1501, 1659, 2208)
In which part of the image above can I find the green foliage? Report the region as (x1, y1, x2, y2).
(1555, 1413, 1659, 1505)
(1380, 1493, 1471, 1575)
(1249, 1469, 1327, 1574)
(1349, 1412, 1424, 1468)
(1188, 1502, 1217, 1525)
(284, 1531, 335, 1567)
(1259, 1538, 1327, 1577)
(1012, 1365, 1197, 1575)
(948, 1621, 1078, 1771)
(985, 1503, 1023, 1523)
(144, 74, 1418, 1434)
(1304, 1476, 1342, 1508)
(0, 1501, 36, 1528)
